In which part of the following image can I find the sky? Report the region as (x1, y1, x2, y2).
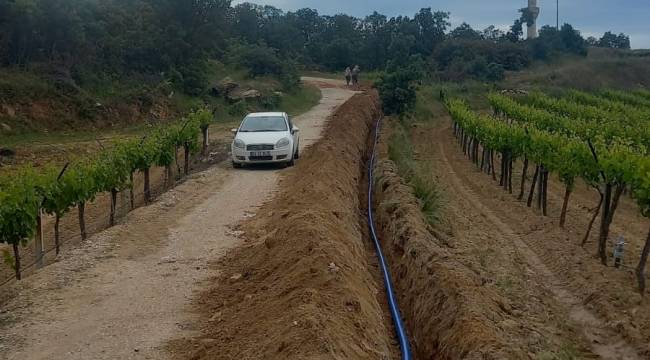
(233, 0, 650, 49)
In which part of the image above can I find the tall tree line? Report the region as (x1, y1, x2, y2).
(0, 0, 632, 93)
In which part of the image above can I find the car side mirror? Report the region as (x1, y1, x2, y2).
(292, 126, 300, 134)
(231, 128, 238, 134)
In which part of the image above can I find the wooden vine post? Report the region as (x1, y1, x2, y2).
(12, 243, 21, 280)
(527, 165, 540, 208)
(519, 158, 529, 200)
(632, 160, 650, 294)
(35, 208, 44, 268)
(184, 143, 190, 175)
(637, 227, 650, 295)
(110, 188, 118, 226)
(40, 162, 71, 256)
(129, 171, 135, 209)
(143, 168, 151, 204)
(78, 202, 87, 241)
(559, 185, 572, 228)
(201, 125, 210, 156)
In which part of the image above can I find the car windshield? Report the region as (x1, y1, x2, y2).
(239, 116, 287, 132)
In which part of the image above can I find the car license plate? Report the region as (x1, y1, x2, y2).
(250, 151, 271, 157)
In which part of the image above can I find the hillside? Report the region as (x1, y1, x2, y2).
(505, 48, 650, 91)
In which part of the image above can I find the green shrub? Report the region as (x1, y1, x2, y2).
(388, 120, 442, 226)
(179, 60, 210, 96)
(226, 43, 300, 91)
(376, 61, 423, 117)
(260, 93, 282, 110)
(228, 100, 248, 116)
(227, 43, 284, 77)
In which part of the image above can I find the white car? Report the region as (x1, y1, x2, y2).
(231, 112, 300, 168)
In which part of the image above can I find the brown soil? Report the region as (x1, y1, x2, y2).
(0, 78, 355, 360)
(373, 159, 527, 359)
(402, 115, 649, 358)
(167, 90, 399, 360)
(0, 86, 172, 136)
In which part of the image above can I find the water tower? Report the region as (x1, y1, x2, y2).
(527, 0, 540, 39)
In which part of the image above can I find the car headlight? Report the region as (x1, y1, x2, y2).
(234, 139, 245, 149)
(276, 137, 290, 149)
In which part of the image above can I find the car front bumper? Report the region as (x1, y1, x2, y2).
(231, 147, 293, 164)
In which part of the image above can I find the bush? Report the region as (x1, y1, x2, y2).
(260, 93, 282, 110)
(376, 63, 421, 116)
(227, 42, 300, 91)
(279, 64, 300, 91)
(530, 25, 588, 60)
(434, 39, 530, 71)
(433, 39, 528, 81)
(228, 100, 248, 116)
(388, 120, 442, 225)
(227, 43, 284, 77)
(178, 60, 210, 96)
(486, 62, 505, 82)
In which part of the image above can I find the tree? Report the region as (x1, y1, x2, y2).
(506, 19, 524, 42)
(559, 24, 588, 55)
(482, 26, 505, 42)
(586, 36, 599, 47)
(530, 25, 587, 59)
(450, 23, 482, 41)
(598, 31, 631, 49)
(413, 8, 450, 55)
(376, 60, 423, 116)
(0, 0, 612, 103)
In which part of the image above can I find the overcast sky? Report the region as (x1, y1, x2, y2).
(233, 0, 650, 49)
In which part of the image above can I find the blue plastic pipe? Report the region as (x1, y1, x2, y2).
(367, 117, 413, 360)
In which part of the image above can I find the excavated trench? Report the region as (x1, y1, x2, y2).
(171, 90, 527, 360)
(171, 90, 401, 359)
(371, 123, 535, 359)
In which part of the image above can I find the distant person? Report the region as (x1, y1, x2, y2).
(351, 65, 360, 87)
(344, 67, 352, 86)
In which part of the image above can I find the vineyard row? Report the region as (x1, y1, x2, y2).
(445, 98, 650, 293)
(0, 109, 214, 280)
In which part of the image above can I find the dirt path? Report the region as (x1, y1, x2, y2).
(167, 90, 393, 360)
(0, 78, 355, 360)
(419, 120, 643, 359)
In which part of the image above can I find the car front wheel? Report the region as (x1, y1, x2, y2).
(232, 161, 243, 169)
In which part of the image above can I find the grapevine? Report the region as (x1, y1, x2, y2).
(0, 109, 212, 280)
(447, 95, 650, 291)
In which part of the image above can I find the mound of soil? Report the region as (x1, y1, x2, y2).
(372, 158, 528, 359)
(170, 91, 397, 359)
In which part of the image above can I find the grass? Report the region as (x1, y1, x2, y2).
(280, 83, 321, 116)
(207, 81, 321, 128)
(1, 126, 147, 148)
(301, 70, 340, 80)
(504, 50, 650, 91)
(3, 78, 321, 146)
(388, 118, 443, 226)
(0, 68, 54, 101)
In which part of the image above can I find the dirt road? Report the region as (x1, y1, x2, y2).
(0, 78, 355, 360)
